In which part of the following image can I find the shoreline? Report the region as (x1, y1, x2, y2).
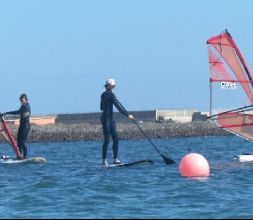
(0, 121, 229, 143)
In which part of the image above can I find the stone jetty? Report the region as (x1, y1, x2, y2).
(0, 121, 229, 143)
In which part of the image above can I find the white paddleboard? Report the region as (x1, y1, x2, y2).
(0, 157, 47, 164)
(234, 154, 253, 163)
(105, 160, 153, 168)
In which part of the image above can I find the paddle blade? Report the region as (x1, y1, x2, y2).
(162, 155, 176, 165)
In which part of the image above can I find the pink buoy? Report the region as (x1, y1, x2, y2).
(179, 153, 210, 177)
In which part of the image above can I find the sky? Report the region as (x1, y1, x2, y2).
(1, 0, 253, 114)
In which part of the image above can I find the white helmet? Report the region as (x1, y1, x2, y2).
(105, 78, 116, 86)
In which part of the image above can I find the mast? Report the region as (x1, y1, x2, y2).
(209, 79, 213, 117)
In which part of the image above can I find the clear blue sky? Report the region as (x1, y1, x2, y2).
(1, 0, 253, 114)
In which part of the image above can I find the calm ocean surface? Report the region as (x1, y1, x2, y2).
(1, 136, 253, 219)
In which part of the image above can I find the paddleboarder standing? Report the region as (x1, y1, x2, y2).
(100, 79, 134, 166)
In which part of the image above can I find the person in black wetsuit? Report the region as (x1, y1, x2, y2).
(3, 94, 31, 159)
(101, 79, 134, 166)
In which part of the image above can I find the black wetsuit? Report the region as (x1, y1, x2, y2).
(6, 103, 31, 158)
(100, 90, 129, 161)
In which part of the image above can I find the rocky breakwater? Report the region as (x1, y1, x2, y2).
(0, 121, 230, 143)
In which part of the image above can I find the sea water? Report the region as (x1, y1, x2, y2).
(0, 136, 253, 219)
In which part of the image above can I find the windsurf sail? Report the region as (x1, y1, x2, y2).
(207, 29, 253, 141)
(0, 115, 22, 158)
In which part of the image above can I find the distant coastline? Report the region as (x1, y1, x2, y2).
(0, 121, 229, 143)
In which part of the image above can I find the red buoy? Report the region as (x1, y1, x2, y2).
(179, 153, 210, 177)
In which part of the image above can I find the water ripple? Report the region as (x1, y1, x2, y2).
(0, 137, 253, 218)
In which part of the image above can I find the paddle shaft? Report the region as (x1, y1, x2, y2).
(132, 119, 166, 158)
(123, 106, 175, 164)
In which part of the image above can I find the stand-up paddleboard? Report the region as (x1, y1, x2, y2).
(105, 159, 153, 168)
(0, 156, 47, 164)
(234, 153, 253, 163)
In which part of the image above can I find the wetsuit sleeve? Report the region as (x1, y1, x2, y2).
(112, 94, 129, 117)
(5, 108, 21, 115)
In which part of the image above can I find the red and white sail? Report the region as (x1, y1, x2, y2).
(207, 30, 253, 141)
(0, 115, 22, 158)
